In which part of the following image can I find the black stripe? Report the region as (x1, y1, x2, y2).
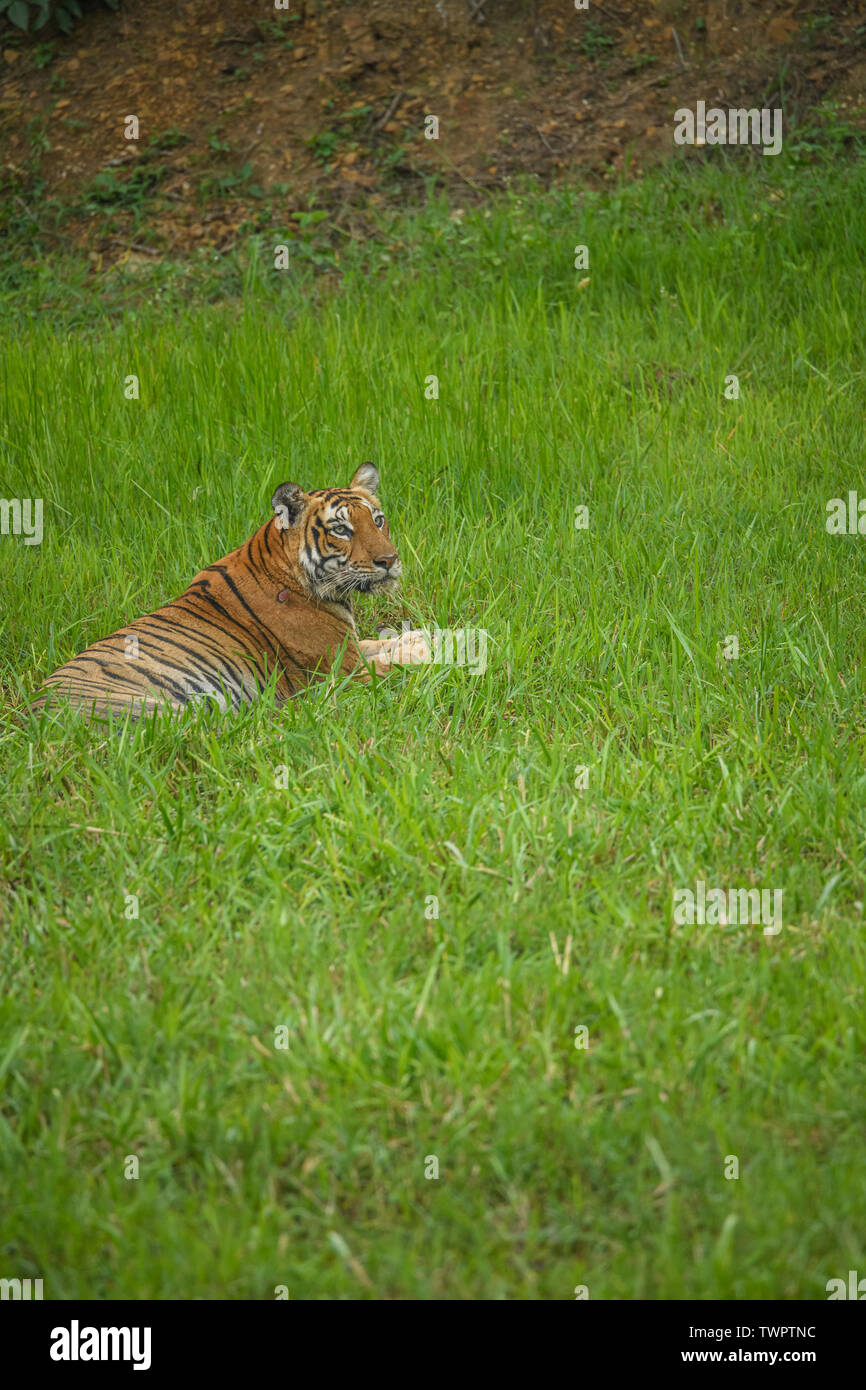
(161, 600, 261, 658)
(138, 615, 253, 681)
(196, 568, 308, 676)
(131, 625, 249, 697)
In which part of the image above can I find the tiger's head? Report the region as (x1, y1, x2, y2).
(270, 462, 401, 600)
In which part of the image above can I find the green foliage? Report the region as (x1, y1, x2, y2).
(787, 99, 865, 162)
(0, 0, 118, 35)
(580, 19, 615, 61)
(307, 129, 341, 166)
(802, 13, 834, 46)
(199, 160, 264, 201)
(84, 162, 165, 209)
(254, 11, 299, 45)
(146, 125, 190, 155)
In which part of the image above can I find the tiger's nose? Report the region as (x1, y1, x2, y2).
(374, 553, 399, 570)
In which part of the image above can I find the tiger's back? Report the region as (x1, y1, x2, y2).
(32, 528, 297, 719)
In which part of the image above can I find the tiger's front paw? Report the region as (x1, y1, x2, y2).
(359, 630, 431, 674)
(381, 629, 432, 667)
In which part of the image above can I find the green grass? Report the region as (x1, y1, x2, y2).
(2, 150, 866, 1299)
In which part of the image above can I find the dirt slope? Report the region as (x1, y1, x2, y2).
(1, 0, 864, 259)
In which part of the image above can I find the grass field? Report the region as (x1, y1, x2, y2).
(2, 150, 866, 1299)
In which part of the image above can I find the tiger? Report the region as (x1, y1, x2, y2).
(31, 462, 430, 721)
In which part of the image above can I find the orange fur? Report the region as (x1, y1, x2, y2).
(32, 463, 422, 720)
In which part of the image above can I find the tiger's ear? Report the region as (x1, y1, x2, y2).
(350, 461, 379, 495)
(271, 482, 306, 530)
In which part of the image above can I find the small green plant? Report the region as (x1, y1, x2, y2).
(25, 115, 51, 158)
(802, 13, 834, 47)
(340, 104, 373, 128)
(291, 206, 329, 232)
(378, 143, 410, 178)
(308, 130, 341, 166)
(305, 108, 376, 169)
(147, 126, 190, 155)
(255, 12, 300, 44)
(85, 163, 165, 210)
(200, 161, 264, 200)
(580, 21, 614, 61)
